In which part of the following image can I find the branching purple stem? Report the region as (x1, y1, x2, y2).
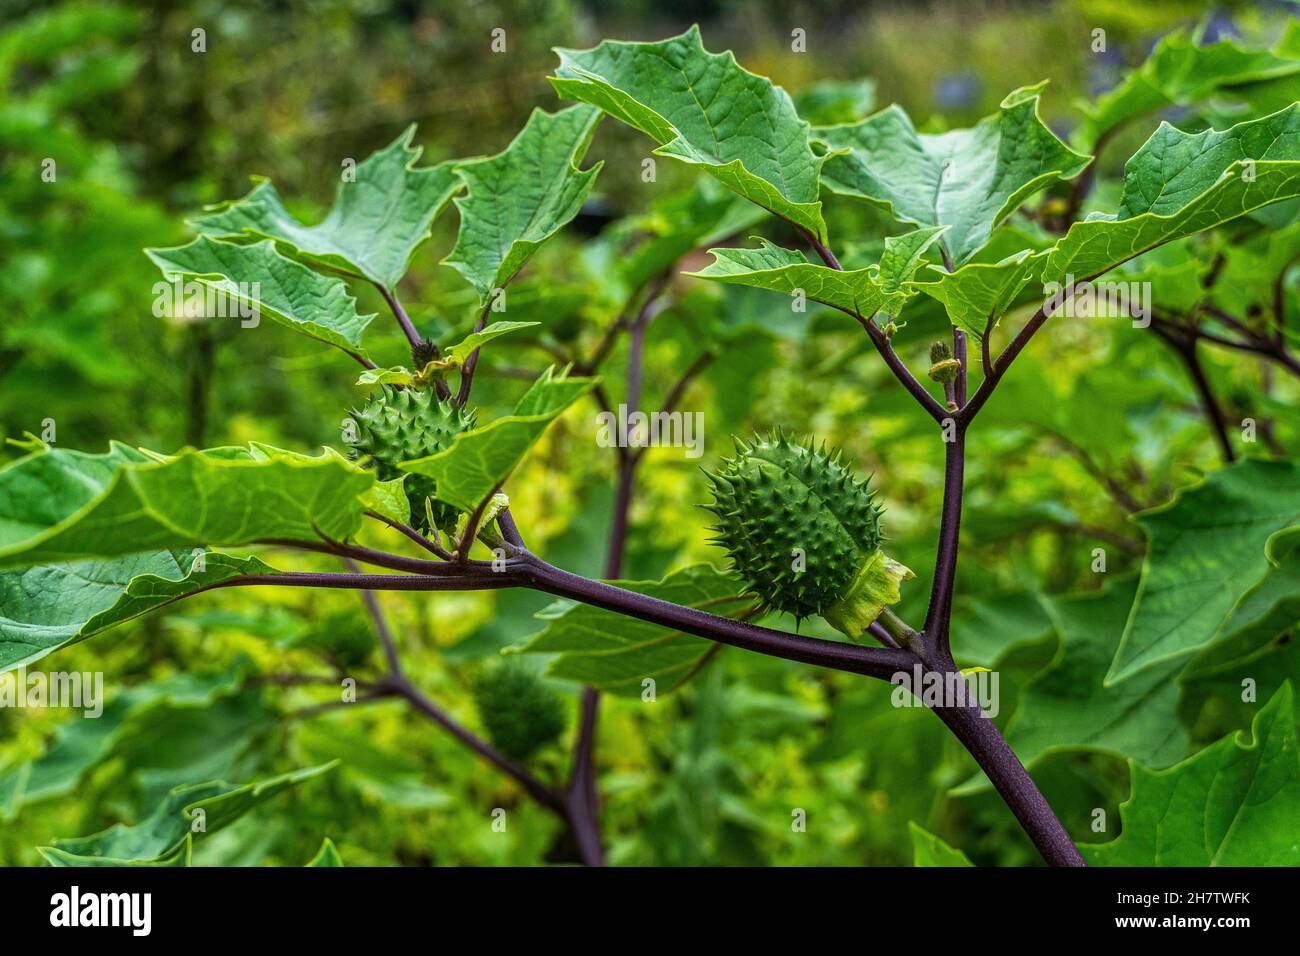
(802, 232, 1082, 866)
(375, 283, 423, 352)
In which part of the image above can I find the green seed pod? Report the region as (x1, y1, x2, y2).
(703, 432, 914, 639)
(350, 385, 474, 532)
(474, 661, 567, 761)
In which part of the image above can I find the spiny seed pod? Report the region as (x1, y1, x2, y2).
(703, 432, 914, 640)
(474, 661, 567, 761)
(349, 385, 474, 532)
(928, 341, 961, 384)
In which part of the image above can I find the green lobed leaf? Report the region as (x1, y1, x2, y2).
(817, 83, 1090, 265)
(441, 320, 540, 365)
(442, 105, 602, 306)
(908, 821, 974, 866)
(0, 442, 372, 568)
(1210, 548, 1300, 661)
(38, 763, 338, 866)
(0, 668, 246, 819)
(1045, 104, 1300, 284)
(687, 227, 947, 320)
(1083, 683, 1299, 866)
(359, 475, 411, 527)
(146, 236, 375, 354)
(910, 249, 1048, 338)
(0, 550, 274, 673)
(1079, 30, 1300, 147)
(355, 367, 415, 387)
(513, 565, 747, 696)
(121, 689, 279, 806)
(551, 26, 828, 240)
(354, 322, 539, 387)
(39, 840, 193, 868)
(192, 125, 460, 288)
(949, 590, 1054, 668)
(1110, 458, 1300, 684)
(399, 367, 595, 512)
(1005, 578, 1189, 771)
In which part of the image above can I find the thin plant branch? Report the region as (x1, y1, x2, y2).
(375, 282, 423, 352)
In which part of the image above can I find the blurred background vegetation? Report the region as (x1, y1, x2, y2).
(1, 0, 1296, 867)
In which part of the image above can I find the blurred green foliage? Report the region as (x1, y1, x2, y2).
(1, 0, 1297, 868)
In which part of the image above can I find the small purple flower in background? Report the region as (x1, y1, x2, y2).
(934, 71, 982, 112)
(1088, 41, 1126, 97)
(1201, 10, 1239, 43)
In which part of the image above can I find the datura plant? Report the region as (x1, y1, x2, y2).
(5, 23, 1300, 870)
(704, 433, 912, 638)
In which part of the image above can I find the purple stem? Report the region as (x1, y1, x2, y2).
(923, 329, 968, 651)
(375, 283, 423, 351)
(803, 235, 947, 423)
(456, 304, 492, 408)
(565, 277, 667, 866)
(798, 231, 1081, 865)
(521, 557, 915, 681)
(1151, 323, 1236, 464)
(923, 422, 965, 650)
(201, 556, 1081, 864)
(930, 677, 1085, 867)
(383, 672, 566, 815)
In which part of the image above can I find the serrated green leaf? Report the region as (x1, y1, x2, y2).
(192, 126, 460, 287)
(359, 475, 411, 526)
(0, 669, 246, 819)
(1210, 548, 1300, 661)
(688, 227, 947, 320)
(355, 367, 414, 386)
(1080, 31, 1300, 147)
(911, 249, 1047, 338)
(0, 551, 274, 672)
(122, 689, 279, 805)
(0, 442, 371, 567)
(146, 236, 375, 354)
(1046, 105, 1300, 284)
(817, 84, 1090, 265)
(908, 821, 974, 866)
(399, 367, 595, 512)
(1083, 683, 1299, 866)
(551, 26, 827, 240)
(40, 838, 192, 868)
(40, 763, 337, 866)
(949, 591, 1054, 668)
(514, 565, 745, 696)
(442, 105, 602, 306)
(442, 320, 539, 365)
(1006, 578, 1188, 770)
(1111, 458, 1300, 684)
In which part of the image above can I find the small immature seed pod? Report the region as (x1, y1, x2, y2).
(349, 385, 474, 532)
(702, 432, 914, 640)
(474, 660, 567, 761)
